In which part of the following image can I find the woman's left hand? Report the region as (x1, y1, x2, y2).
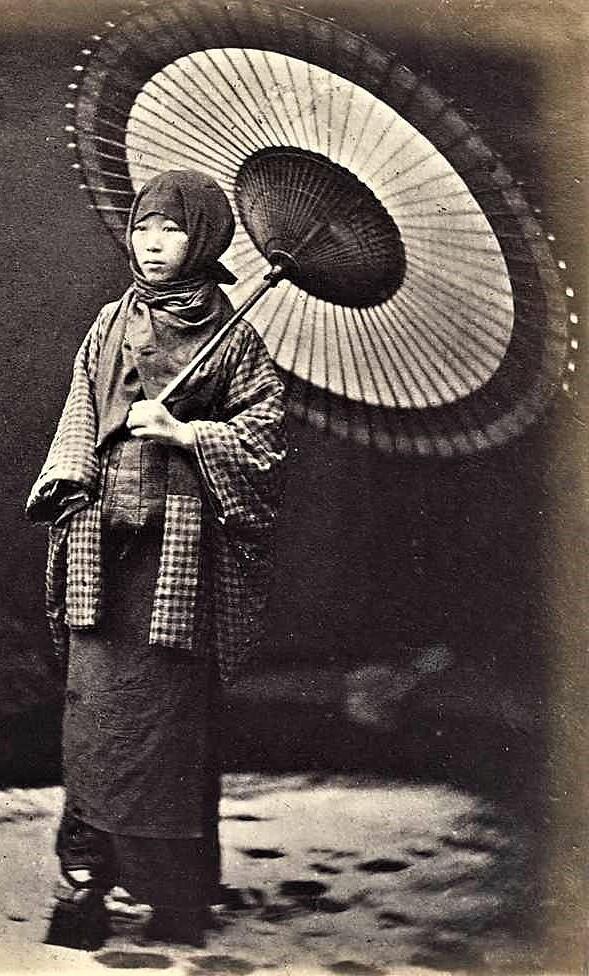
(126, 400, 194, 450)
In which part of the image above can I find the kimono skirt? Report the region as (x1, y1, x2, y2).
(58, 435, 221, 912)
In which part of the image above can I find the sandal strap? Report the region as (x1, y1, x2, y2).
(62, 865, 100, 890)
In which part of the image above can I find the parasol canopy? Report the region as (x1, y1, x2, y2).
(66, 0, 574, 456)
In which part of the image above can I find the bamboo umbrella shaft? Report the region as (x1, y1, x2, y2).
(156, 221, 324, 405)
(156, 264, 286, 405)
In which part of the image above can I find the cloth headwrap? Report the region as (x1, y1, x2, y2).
(126, 169, 237, 323)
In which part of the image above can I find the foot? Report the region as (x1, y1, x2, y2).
(45, 883, 110, 951)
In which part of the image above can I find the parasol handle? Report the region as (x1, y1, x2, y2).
(155, 260, 288, 405)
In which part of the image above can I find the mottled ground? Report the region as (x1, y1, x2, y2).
(0, 774, 556, 976)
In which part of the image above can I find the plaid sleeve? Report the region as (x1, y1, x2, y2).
(26, 307, 110, 524)
(189, 325, 287, 534)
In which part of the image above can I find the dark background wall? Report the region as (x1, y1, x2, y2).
(1, 0, 587, 959)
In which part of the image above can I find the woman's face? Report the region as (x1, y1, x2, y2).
(131, 212, 190, 282)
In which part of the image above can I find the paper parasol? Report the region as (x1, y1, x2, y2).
(65, 0, 574, 456)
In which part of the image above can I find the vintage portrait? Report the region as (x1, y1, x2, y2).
(0, 0, 586, 973)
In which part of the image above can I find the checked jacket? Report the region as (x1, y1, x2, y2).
(27, 300, 287, 684)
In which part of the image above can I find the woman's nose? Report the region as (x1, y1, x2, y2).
(145, 234, 163, 251)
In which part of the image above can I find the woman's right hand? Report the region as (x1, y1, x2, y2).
(126, 400, 195, 451)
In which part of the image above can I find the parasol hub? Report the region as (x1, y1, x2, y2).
(264, 248, 301, 286)
(235, 146, 406, 309)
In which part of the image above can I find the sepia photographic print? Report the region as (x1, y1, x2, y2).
(1, 0, 587, 973)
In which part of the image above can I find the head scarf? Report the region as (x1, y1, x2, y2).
(126, 169, 237, 322)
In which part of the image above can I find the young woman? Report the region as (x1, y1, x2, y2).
(27, 169, 287, 948)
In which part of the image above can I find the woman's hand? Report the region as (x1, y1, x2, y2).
(126, 400, 194, 450)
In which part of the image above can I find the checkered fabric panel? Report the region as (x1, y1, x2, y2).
(150, 493, 203, 649)
(211, 526, 275, 684)
(65, 490, 103, 629)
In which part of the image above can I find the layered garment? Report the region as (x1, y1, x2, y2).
(27, 297, 287, 683)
